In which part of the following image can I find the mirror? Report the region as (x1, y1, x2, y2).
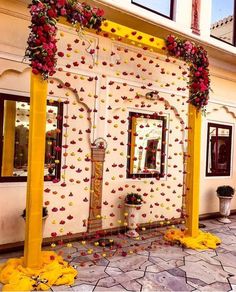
(0, 94, 63, 182)
(127, 112, 167, 178)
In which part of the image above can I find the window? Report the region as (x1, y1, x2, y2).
(210, 0, 236, 45)
(131, 0, 174, 19)
(206, 123, 232, 177)
(0, 93, 63, 182)
(127, 112, 167, 178)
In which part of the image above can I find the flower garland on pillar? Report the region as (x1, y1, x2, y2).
(25, 0, 104, 79)
(166, 35, 210, 110)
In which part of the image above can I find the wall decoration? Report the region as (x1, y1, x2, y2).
(25, 0, 104, 79)
(166, 34, 210, 110)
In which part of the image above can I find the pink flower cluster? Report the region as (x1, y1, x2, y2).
(166, 35, 210, 110)
(25, 0, 104, 79)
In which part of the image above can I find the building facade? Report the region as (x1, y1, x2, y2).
(0, 0, 236, 248)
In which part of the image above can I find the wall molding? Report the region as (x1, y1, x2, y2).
(209, 98, 236, 109)
(0, 7, 29, 21)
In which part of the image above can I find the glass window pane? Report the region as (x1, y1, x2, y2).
(132, 0, 172, 18)
(206, 123, 232, 176)
(1, 96, 62, 181)
(211, 0, 235, 44)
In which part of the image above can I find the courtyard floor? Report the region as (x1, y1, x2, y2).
(1, 215, 236, 291)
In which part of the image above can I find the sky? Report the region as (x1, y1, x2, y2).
(133, 0, 234, 24)
(132, 0, 171, 16)
(211, 0, 234, 23)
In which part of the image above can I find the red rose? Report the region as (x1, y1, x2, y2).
(167, 35, 175, 43)
(57, 0, 66, 8)
(96, 8, 104, 17)
(60, 8, 67, 15)
(43, 24, 51, 32)
(32, 68, 39, 75)
(47, 9, 57, 18)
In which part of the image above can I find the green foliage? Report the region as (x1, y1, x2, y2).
(22, 207, 48, 218)
(125, 193, 143, 205)
(216, 185, 235, 197)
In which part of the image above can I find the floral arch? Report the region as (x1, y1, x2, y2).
(27, 1, 210, 111)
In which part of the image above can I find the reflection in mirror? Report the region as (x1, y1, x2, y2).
(206, 123, 232, 177)
(0, 94, 63, 182)
(127, 112, 167, 178)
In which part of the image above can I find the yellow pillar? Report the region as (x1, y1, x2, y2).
(185, 104, 202, 237)
(1, 101, 16, 176)
(24, 72, 48, 268)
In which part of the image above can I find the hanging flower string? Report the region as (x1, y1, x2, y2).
(25, 0, 104, 79)
(166, 35, 210, 110)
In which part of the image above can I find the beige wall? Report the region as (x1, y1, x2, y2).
(199, 68, 236, 215)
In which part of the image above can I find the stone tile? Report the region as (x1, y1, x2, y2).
(105, 267, 123, 277)
(72, 265, 107, 286)
(184, 248, 205, 255)
(184, 250, 221, 266)
(96, 276, 117, 288)
(147, 257, 184, 273)
(215, 252, 236, 268)
(186, 277, 206, 289)
(2, 216, 236, 292)
(201, 220, 224, 231)
(180, 260, 230, 284)
(197, 281, 231, 291)
(71, 242, 89, 250)
(94, 284, 127, 291)
(218, 243, 236, 253)
(72, 284, 95, 291)
(223, 266, 236, 285)
(167, 267, 186, 277)
(108, 254, 149, 272)
(216, 247, 229, 254)
(136, 250, 150, 256)
(230, 284, 236, 291)
(0, 257, 8, 264)
(94, 258, 110, 267)
(213, 232, 236, 245)
(231, 230, 236, 237)
(229, 223, 236, 229)
(149, 245, 187, 260)
(71, 255, 94, 264)
(51, 285, 72, 291)
(122, 280, 141, 291)
(137, 271, 193, 291)
(97, 270, 144, 288)
(206, 226, 231, 234)
(53, 245, 78, 255)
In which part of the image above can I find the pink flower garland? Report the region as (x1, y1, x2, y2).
(166, 35, 210, 110)
(25, 0, 104, 79)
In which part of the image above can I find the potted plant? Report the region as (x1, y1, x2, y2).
(21, 207, 48, 234)
(216, 185, 235, 223)
(124, 193, 143, 238)
(21, 206, 48, 220)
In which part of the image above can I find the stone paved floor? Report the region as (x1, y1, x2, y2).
(1, 215, 236, 291)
